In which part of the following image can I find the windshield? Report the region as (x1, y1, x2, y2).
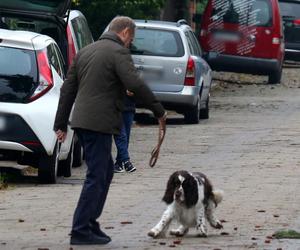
(211, 0, 272, 27)
(0, 46, 38, 103)
(131, 28, 184, 57)
(279, 1, 300, 19)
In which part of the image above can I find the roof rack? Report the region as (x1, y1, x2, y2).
(177, 19, 188, 26)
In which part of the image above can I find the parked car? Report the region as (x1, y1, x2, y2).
(131, 20, 212, 124)
(278, 0, 300, 61)
(0, 0, 94, 183)
(199, 0, 284, 84)
(0, 29, 74, 183)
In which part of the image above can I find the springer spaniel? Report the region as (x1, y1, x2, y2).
(148, 170, 223, 238)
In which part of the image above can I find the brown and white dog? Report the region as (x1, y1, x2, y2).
(148, 170, 223, 238)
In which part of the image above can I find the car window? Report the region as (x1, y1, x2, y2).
(71, 16, 94, 50)
(188, 31, 203, 56)
(279, 1, 300, 18)
(53, 43, 66, 76)
(211, 0, 272, 27)
(47, 44, 63, 79)
(185, 31, 197, 55)
(131, 28, 184, 57)
(0, 46, 38, 103)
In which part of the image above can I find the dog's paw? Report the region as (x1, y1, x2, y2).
(148, 228, 161, 238)
(170, 228, 188, 237)
(196, 224, 207, 237)
(214, 220, 223, 229)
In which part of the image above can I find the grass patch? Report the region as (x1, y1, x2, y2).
(274, 230, 300, 239)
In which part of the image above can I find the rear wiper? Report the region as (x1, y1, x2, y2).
(130, 48, 145, 54)
(282, 15, 296, 21)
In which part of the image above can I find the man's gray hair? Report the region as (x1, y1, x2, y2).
(109, 16, 136, 33)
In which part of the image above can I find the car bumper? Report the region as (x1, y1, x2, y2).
(284, 43, 300, 61)
(154, 85, 200, 108)
(204, 52, 280, 74)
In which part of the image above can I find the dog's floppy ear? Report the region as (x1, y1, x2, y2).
(183, 175, 198, 208)
(162, 172, 178, 204)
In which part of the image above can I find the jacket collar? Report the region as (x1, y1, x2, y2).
(99, 31, 125, 46)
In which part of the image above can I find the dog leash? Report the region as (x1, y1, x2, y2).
(149, 117, 166, 167)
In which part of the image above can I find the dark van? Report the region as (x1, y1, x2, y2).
(279, 0, 300, 61)
(199, 0, 284, 84)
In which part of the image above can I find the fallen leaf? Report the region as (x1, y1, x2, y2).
(234, 227, 238, 231)
(255, 225, 261, 228)
(168, 244, 176, 248)
(220, 232, 229, 235)
(173, 240, 181, 244)
(120, 221, 133, 225)
(40, 228, 46, 231)
(266, 235, 273, 239)
(273, 214, 280, 218)
(265, 240, 271, 243)
(220, 219, 227, 223)
(18, 219, 25, 223)
(251, 237, 257, 240)
(257, 210, 266, 213)
(159, 242, 166, 245)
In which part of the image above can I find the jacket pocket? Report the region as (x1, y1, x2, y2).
(115, 99, 124, 112)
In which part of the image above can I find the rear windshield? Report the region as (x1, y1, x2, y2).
(211, 0, 273, 27)
(279, 1, 300, 18)
(0, 46, 38, 103)
(131, 28, 184, 57)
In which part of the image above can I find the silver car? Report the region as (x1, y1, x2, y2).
(132, 19, 212, 124)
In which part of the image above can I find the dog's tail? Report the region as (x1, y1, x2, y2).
(212, 189, 224, 205)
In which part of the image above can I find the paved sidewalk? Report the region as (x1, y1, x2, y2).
(1, 83, 300, 250)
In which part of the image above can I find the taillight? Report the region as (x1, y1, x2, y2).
(29, 49, 53, 102)
(184, 57, 196, 86)
(67, 25, 76, 67)
(272, 37, 280, 45)
(294, 19, 300, 26)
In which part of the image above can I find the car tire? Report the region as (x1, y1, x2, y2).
(200, 97, 209, 120)
(184, 97, 200, 124)
(38, 142, 59, 184)
(268, 67, 282, 84)
(72, 135, 83, 168)
(58, 139, 74, 178)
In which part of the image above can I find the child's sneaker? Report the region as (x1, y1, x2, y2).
(114, 162, 124, 173)
(123, 161, 136, 173)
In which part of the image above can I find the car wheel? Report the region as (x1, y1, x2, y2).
(200, 97, 209, 120)
(268, 67, 282, 84)
(72, 135, 83, 168)
(184, 97, 200, 124)
(38, 142, 59, 184)
(58, 139, 74, 178)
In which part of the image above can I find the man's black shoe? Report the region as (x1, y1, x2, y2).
(70, 232, 111, 245)
(90, 226, 111, 241)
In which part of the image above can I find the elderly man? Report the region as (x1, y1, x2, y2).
(54, 16, 166, 245)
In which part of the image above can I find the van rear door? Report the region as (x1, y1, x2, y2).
(201, 0, 278, 59)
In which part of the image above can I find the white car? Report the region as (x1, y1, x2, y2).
(0, 29, 75, 183)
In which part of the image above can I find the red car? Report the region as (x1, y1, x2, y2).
(199, 0, 284, 84)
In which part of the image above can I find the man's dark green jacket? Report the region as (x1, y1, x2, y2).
(54, 31, 165, 134)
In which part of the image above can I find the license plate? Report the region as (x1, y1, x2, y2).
(213, 32, 240, 42)
(0, 116, 6, 131)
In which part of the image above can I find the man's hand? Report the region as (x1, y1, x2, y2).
(126, 90, 134, 96)
(55, 129, 67, 143)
